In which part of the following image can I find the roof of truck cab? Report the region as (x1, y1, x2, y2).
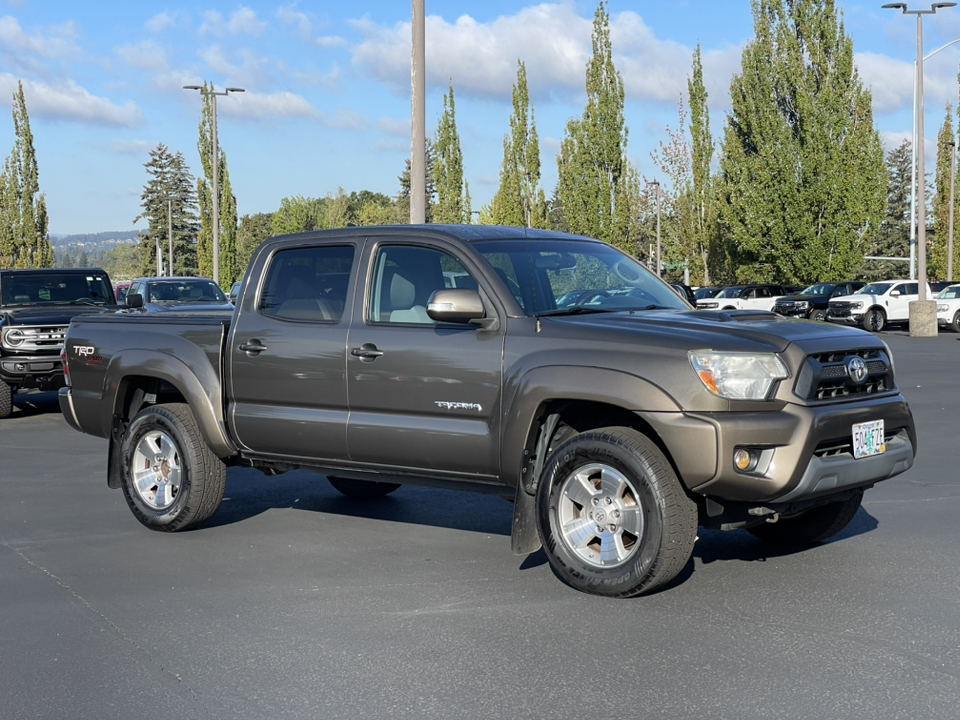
(268, 224, 600, 244)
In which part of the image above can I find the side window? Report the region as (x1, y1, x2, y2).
(369, 245, 472, 324)
(260, 245, 355, 322)
(900, 283, 917, 295)
(757, 287, 770, 298)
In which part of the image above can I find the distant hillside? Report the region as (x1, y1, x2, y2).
(53, 231, 142, 247)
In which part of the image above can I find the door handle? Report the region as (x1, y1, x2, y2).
(239, 341, 268, 355)
(351, 345, 384, 360)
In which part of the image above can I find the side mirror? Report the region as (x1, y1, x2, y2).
(126, 293, 144, 309)
(889, 290, 900, 297)
(426, 289, 485, 323)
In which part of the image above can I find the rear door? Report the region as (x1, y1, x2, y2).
(888, 282, 918, 320)
(227, 240, 358, 460)
(345, 238, 504, 478)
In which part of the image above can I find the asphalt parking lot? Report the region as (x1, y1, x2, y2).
(2, 330, 959, 720)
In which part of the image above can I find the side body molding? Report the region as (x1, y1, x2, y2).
(102, 348, 236, 458)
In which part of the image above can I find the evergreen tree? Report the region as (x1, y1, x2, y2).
(434, 82, 470, 224)
(196, 83, 239, 284)
(492, 61, 545, 228)
(0, 82, 52, 267)
(399, 139, 436, 222)
(717, 0, 885, 284)
(134, 143, 200, 277)
(932, 105, 954, 281)
(555, 2, 631, 247)
(858, 140, 912, 281)
(688, 44, 715, 285)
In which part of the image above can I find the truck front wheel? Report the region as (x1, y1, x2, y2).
(536, 428, 697, 598)
(747, 490, 862, 545)
(0, 381, 11, 419)
(864, 308, 885, 332)
(119, 403, 226, 532)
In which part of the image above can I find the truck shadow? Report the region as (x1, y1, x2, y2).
(207, 467, 514, 536)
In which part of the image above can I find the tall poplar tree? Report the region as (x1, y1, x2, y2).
(433, 82, 470, 224)
(0, 82, 51, 268)
(492, 61, 546, 228)
(932, 105, 955, 280)
(555, 1, 630, 247)
(134, 143, 200, 277)
(718, 0, 885, 283)
(196, 82, 239, 284)
(688, 44, 714, 284)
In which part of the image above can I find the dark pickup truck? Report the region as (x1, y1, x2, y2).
(59, 225, 916, 597)
(1, 267, 117, 418)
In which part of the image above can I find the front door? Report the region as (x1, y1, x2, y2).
(345, 241, 504, 479)
(227, 242, 358, 460)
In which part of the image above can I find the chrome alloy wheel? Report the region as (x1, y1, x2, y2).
(131, 429, 183, 510)
(557, 463, 643, 568)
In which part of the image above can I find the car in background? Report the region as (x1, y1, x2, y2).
(228, 281, 243, 305)
(695, 283, 790, 312)
(113, 282, 131, 304)
(670, 283, 696, 306)
(773, 281, 866, 322)
(935, 283, 960, 332)
(693, 286, 722, 302)
(123, 277, 234, 313)
(826, 280, 931, 332)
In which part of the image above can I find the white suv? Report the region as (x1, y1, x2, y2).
(936, 283, 960, 332)
(826, 280, 931, 332)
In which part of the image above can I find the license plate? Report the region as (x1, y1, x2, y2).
(853, 419, 885, 459)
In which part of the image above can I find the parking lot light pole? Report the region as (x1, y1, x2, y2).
(950, 141, 957, 281)
(183, 84, 245, 286)
(883, 2, 955, 335)
(647, 179, 661, 276)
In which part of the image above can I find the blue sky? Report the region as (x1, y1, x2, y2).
(2, 0, 960, 235)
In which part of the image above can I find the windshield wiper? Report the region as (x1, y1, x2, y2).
(536, 307, 617, 317)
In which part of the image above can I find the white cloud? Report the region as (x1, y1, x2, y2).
(116, 40, 169, 72)
(276, 4, 312, 41)
(219, 89, 321, 120)
(112, 139, 155, 155)
(378, 116, 409, 137)
(316, 35, 346, 48)
(0, 73, 144, 128)
(0, 16, 82, 74)
(145, 12, 174, 33)
(228, 7, 268, 36)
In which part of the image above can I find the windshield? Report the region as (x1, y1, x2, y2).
(861, 282, 892, 296)
(800, 284, 835, 296)
(715, 286, 746, 299)
(1, 272, 114, 306)
(472, 239, 689, 315)
(937, 285, 960, 299)
(146, 279, 227, 303)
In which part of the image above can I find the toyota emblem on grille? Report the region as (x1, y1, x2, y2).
(847, 356, 868, 384)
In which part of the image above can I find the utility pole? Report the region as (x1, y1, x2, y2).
(410, 0, 426, 224)
(950, 141, 956, 281)
(168, 198, 174, 277)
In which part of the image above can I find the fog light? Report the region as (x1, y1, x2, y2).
(734, 448, 758, 472)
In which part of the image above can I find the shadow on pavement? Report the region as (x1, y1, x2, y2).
(10, 390, 62, 419)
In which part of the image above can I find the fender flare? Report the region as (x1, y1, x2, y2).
(102, 348, 236, 458)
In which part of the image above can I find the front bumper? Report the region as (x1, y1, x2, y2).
(826, 311, 863, 326)
(645, 394, 915, 505)
(0, 354, 65, 391)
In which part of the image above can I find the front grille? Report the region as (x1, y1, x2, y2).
(1, 325, 69, 352)
(795, 348, 893, 401)
(828, 301, 855, 317)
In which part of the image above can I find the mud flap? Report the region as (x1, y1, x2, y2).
(511, 482, 541, 555)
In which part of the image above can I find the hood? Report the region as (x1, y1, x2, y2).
(1, 304, 119, 324)
(543, 308, 871, 353)
(144, 301, 235, 312)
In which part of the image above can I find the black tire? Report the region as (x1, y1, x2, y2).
(747, 490, 862, 546)
(119, 403, 226, 532)
(536, 427, 698, 598)
(952, 310, 960, 333)
(0, 381, 11, 419)
(864, 308, 885, 332)
(809, 309, 826, 322)
(327, 476, 400, 499)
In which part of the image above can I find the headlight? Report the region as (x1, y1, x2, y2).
(1, 327, 26, 347)
(689, 351, 789, 400)
(796, 300, 809, 310)
(851, 301, 863, 310)
(938, 304, 948, 312)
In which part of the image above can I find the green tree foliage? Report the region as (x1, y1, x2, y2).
(399, 139, 436, 222)
(555, 2, 631, 248)
(688, 44, 715, 285)
(932, 105, 959, 280)
(348, 190, 406, 226)
(717, 0, 885, 284)
(236, 212, 274, 276)
(103, 242, 141, 280)
(492, 61, 546, 228)
(857, 140, 912, 282)
(196, 83, 239, 284)
(0, 81, 51, 268)
(134, 143, 200, 277)
(434, 82, 471, 223)
(650, 100, 696, 282)
(271, 189, 351, 237)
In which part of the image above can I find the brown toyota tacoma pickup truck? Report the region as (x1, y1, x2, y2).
(59, 225, 916, 597)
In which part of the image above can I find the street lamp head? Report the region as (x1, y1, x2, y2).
(225, 87, 245, 93)
(183, 85, 202, 90)
(932, 2, 957, 8)
(881, 2, 907, 9)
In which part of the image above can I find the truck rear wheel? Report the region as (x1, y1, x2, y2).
(536, 428, 697, 598)
(119, 403, 226, 532)
(0, 381, 11, 419)
(327, 476, 400, 499)
(747, 490, 862, 545)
